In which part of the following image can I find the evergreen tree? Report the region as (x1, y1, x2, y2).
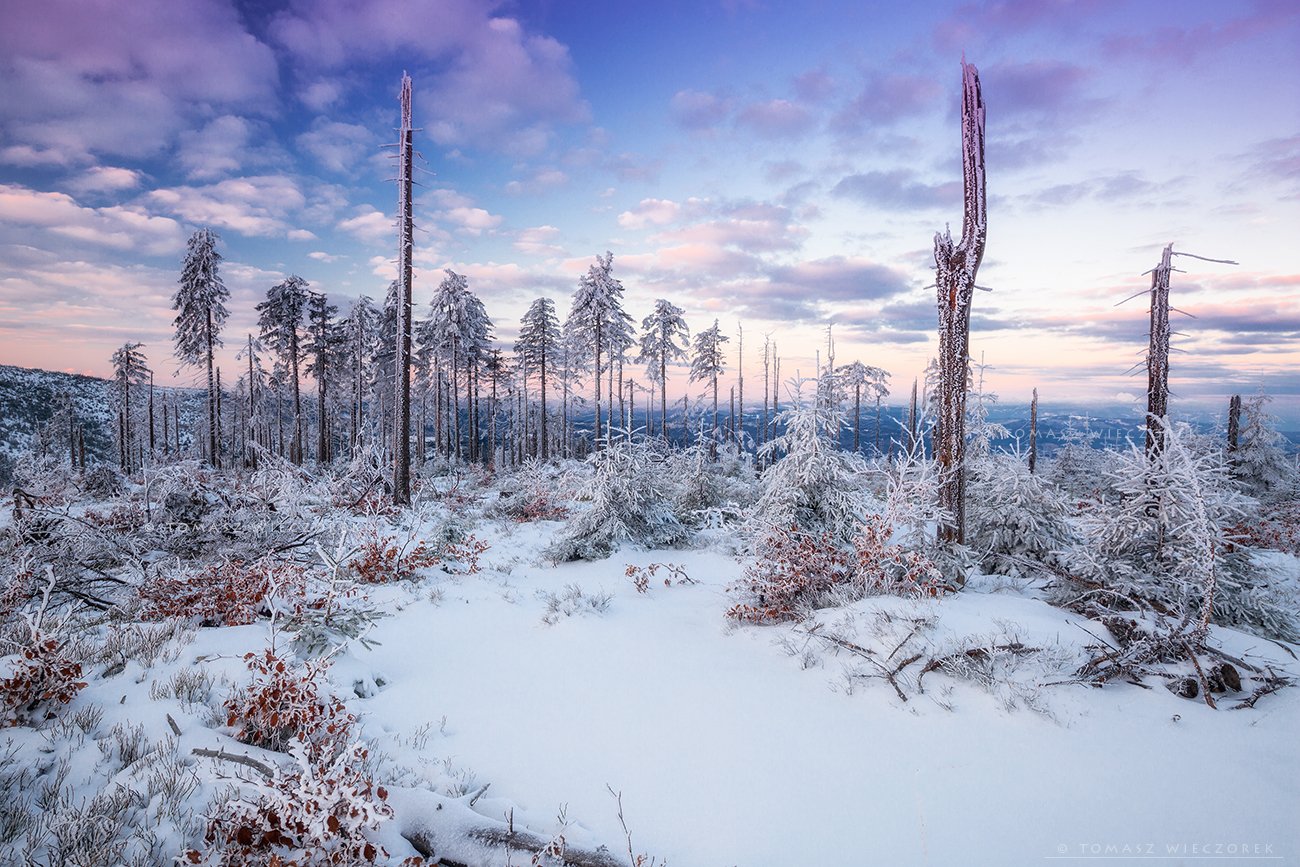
(516, 298, 561, 459)
(418, 270, 493, 462)
(1233, 390, 1295, 498)
(639, 299, 690, 439)
(110, 342, 150, 473)
(172, 227, 229, 465)
(689, 319, 728, 448)
(256, 275, 310, 463)
(341, 296, 380, 456)
(566, 252, 632, 447)
(305, 290, 341, 464)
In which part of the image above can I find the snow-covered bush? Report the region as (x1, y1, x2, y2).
(284, 538, 385, 658)
(544, 438, 688, 562)
(727, 526, 853, 623)
(348, 530, 439, 584)
(347, 516, 487, 583)
(186, 737, 392, 867)
(1046, 419, 1111, 502)
(730, 439, 948, 624)
(1065, 421, 1298, 641)
(493, 459, 572, 522)
(669, 441, 755, 528)
(966, 450, 1076, 577)
(745, 384, 869, 545)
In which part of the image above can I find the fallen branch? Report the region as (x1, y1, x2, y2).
(192, 746, 275, 778)
(917, 643, 1041, 694)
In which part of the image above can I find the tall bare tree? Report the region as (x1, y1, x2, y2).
(933, 59, 987, 544)
(393, 73, 415, 504)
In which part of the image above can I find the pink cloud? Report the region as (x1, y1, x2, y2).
(0, 183, 183, 255)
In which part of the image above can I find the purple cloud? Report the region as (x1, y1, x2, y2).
(271, 2, 589, 156)
(0, 0, 278, 160)
(832, 73, 942, 135)
(735, 99, 816, 139)
(831, 170, 961, 211)
(670, 89, 733, 131)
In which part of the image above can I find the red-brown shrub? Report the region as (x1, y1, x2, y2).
(727, 526, 852, 623)
(1, 631, 87, 727)
(347, 533, 439, 584)
(728, 519, 946, 624)
(853, 515, 947, 599)
(185, 738, 393, 867)
(1227, 502, 1300, 556)
(348, 529, 490, 582)
(516, 490, 569, 522)
(139, 559, 308, 626)
(223, 649, 352, 754)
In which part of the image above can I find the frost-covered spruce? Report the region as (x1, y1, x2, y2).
(417, 269, 494, 463)
(745, 381, 869, 545)
(689, 320, 729, 446)
(515, 297, 561, 459)
(566, 252, 634, 446)
(303, 290, 341, 464)
(172, 227, 229, 465)
(1232, 390, 1296, 500)
(256, 275, 309, 463)
(1065, 420, 1298, 641)
(966, 450, 1074, 578)
(544, 438, 687, 561)
(638, 298, 690, 439)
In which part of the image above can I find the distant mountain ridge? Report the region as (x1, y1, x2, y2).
(0, 363, 203, 483)
(0, 363, 1293, 485)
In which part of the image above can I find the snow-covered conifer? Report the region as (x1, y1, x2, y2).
(172, 227, 230, 465)
(305, 290, 341, 464)
(566, 252, 633, 447)
(110, 342, 150, 473)
(516, 298, 560, 459)
(638, 299, 690, 440)
(1232, 390, 1295, 499)
(689, 319, 728, 448)
(256, 275, 309, 464)
(545, 438, 688, 561)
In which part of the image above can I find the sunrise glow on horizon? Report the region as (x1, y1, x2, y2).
(1, 0, 1297, 420)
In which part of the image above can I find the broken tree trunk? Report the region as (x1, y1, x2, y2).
(1227, 393, 1241, 453)
(933, 59, 987, 544)
(1028, 387, 1038, 474)
(393, 73, 415, 505)
(1144, 243, 1173, 459)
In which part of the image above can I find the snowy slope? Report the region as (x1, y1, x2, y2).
(344, 520, 1300, 867)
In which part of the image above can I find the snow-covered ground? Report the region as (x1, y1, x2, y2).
(347, 519, 1300, 866)
(4, 471, 1298, 866)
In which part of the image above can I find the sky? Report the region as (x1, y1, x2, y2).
(0, 0, 1297, 421)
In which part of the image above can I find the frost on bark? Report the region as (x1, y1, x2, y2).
(1227, 393, 1241, 453)
(933, 59, 987, 544)
(393, 73, 415, 505)
(1144, 243, 1173, 459)
(1028, 387, 1039, 474)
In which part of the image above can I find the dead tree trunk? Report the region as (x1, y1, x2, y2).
(392, 72, 415, 505)
(933, 59, 987, 544)
(1028, 387, 1039, 474)
(908, 378, 918, 455)
(1144, 243, 1173, 459)
(1227, 393, 1241, 453)
(737, 322, 744, 450)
